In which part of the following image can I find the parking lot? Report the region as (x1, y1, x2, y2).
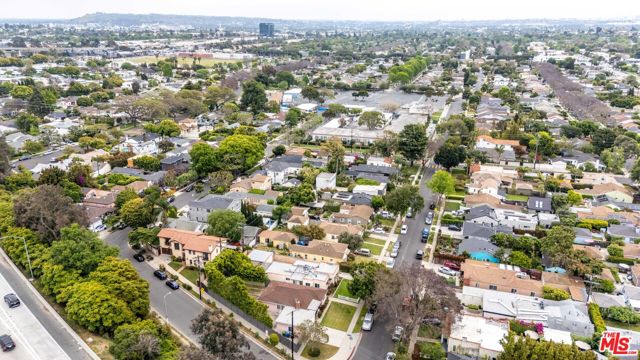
(0, 273, 71, 360)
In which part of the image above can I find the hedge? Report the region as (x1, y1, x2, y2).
(588, 303, 606, 334)
(446, 194, 465, 201)
(606, 256, 636, 265)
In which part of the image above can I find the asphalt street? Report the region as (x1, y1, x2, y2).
(11, 149, 64, 170)
(0, 254, 90, 360)
(103, 229, 278, 360)
(353, 166, 437, 360)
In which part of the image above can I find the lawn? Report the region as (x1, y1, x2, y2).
(376, 217, 396, 228)
(444, 201, 461, 212)
(353, 307, 367, 333)
(401, 165, 420, 177)
(249, 188, 267, 195)
(168, 261, 183, 271)
(321, 302, 357, 331)
(363, 237, 386, 246)
(359, 242, 383, 256)
(334, 279, 355, 299)
(506, 194, 529, 202)
(302, 343, 340, 360)
(605, 320, 640, 332)
(180, 267, 201, 285)
(124, 55, 236, 67)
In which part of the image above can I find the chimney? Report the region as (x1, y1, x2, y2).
(295, 298, 301, 309)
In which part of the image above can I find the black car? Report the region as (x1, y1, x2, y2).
(153, 270, 168, 280)
(447, 224, 462, 232)
(167, 196, 175, 203)
(115, 222, 127, 230)
(166, 280, 180, 290)
(133, 253, 145, 262)
(429, 203, 436, 210)
(0, 334, 15, 352)
(415, 250, 424, 260)
(185, 184, 194, 192)
(3, 293, 19, 308)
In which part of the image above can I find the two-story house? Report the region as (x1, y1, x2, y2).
(329, 204, 374, 226)
(157, 228, 226, 266)
(187, 195, 242, 223)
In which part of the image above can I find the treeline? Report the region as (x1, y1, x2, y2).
(388, 56, 428, 84)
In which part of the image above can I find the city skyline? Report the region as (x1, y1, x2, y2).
(3, 0, 640, 22)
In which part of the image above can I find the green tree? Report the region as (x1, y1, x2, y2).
(292, 224, 325, 240)
(89, 256, 150, 317)
(301, 86, 321, 102)
(15, 112, 40, 133)
(210, 249, 267, 282)
(0, 136, 12, 182)
(128, 227, 161, 248)
(566, 190, 583, 206)
(215, 135, 265, 173)
(509, 250, 532, 269)
(58, 281, 135, 334)
(498, 333, 596, 360)
(116, 188, 139, 209)
(384, 185, 424, 215)
(338, 233, 363, 251)
(146, 119, 181, 137)
(285, 108, 302, 128)
(371, 195, 385, 211)
(240, 80, 267, 114)
(190, 308, 257, 359)
(288, 183, 316, 205)
(592, 128, 618, 154)
(133, 155, 161, 172)
(39, 263, 81, 297)
(603, 306, 640, 324)
(322, 137, 346, 173)
(542, 286, 570, 301)
(189, 142, 218, 176)
(607, 244, 624, 258)
(434, 143, 466, 170)
(120, 198, 155, 229)
(358, 111, 384, 130)
(427, 170, 455, 201)
(22, 140, 44, 154)
(348, 262, 385, 300)
(110, 319, 177, 360)
(206, 210, 246, 241)
(204, 85, 237, 110)
(10, 84, 33, 99)
(297, 320, 329, 356)
(50, 224, 119, 275)
(272, 144, 286, 156)
(398, 124, 428, 165)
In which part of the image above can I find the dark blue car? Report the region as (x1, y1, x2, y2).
(165, 280, 180, 290)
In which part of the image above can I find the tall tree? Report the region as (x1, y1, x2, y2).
(204, 85, 237, 110)
(384, 185, 424, 215)
(189, 142, 218, 176)
(498, 333, 596, 360)
(215, 135, 265, 174)
(398, 124, 428, 166)
(358, 111, 385, 130)
(0, 136, 12, 182)
(239, 80, 267, 114)
(427, 170, 455, 202)
(434, 143, 466, 170)
(190, 308, 256, 360)
(296, 320, 329, 356)
(206, 210, 246, 241)
(322, 137, 346, 174)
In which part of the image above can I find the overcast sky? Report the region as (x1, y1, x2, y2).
(4, 0, 640, 21)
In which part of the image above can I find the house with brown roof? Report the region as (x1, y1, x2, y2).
(475, 135, 521, 152)
(258, 281, 327, 318)
(464, 193, 523, 211)
(329, 204, 374, 226)
(157, 228, 225, 266)
(623, 244, 640, 259)
(287, 207, 310, 229)
(258, 230, 297, 249)
(82, 188, 117, 230)
(230, 174, 272, 193)
(289, 240, 349, 263)
(572, 245, 606, 260)
(111, 180, 153, 194)
(578, 183, 634, 203)
(317, 222, 364, 242)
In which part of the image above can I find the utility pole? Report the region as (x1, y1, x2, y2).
(0, 236, 34, 280)
(291, 310, 295, 360)
(196, 256, 202, 300)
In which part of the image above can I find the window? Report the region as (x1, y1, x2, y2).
(530, 292, 536, 297)
(277, 304, 284, 310)
(511, 289, 517, 294)
(489, 285, 497, 290)
(173, 243, 180, 250)
(305, 282, 310, 287)
(314, 284, 320, 288)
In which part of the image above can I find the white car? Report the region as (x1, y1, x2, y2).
(400, 224, 408, 234)
(438, 266, 457, 276)
(361, 313, 373, 331)
(373, 227, 385, 234)
(386, 258, 395, 269)
(385, 352, 396, 360)
(390, 248, 399, 258)
(93, 224, 107, 232)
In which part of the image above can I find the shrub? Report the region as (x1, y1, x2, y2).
(269, 333, 279, 346)
(542, 286, 570, 301)
(308, 346, 320, 357)
(606, 256, 636, 265)
(588, 303, 606, 334)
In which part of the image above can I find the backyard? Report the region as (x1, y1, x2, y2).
(505, 194, 529, 202)
(320, 301, 357, 331)
(359, 242, 383, 256)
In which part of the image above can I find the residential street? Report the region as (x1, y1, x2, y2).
(353, 165, 438, 360)
(103, 229, 278, 360)
(0, 251, 95, 360)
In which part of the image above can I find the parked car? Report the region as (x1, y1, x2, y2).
(153, 270, 168, 280)
(447, 224, 461, 231)
(443, 261, 461, 271)
(373, 227, 385, 234)
(367, 303, 377, 314)
(390, 248, 399, 258)
(438, 266, 457, 276)
(362, 313, 374, 331)
(93, 224, 107, 232)
(380, 211, 393, 219)
(167, 196, 175, 203)
(415, 250, 424, 260)
(133, 253, 145, 262)
(355, 248, 372, 257)
(386, 258, 395, 269)
(385, 352, 396, 360)
(185, 184, 194, 192)
(421, 227, 430, 239)
(3, 293, 20, 308)
(0, 335, 14, 352)
(165, 280, 180, 290)
(422, 318, 442, 326)
(392, 325, 404, 342)
(400, 224, 408, 235)
(406, 208, 413, 218)
(115, 222, 127, 230)
(395, 240, 402, 248)
(424, 216, 432, 225)
(429, 203, 436, 210)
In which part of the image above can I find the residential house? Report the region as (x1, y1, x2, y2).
(258, 281, 327, 318)
(631, 264, 640, 287)
(578, 183, 634, 204)
(475, 135, 521, 152)
(266, 259, 339, 289)
(329, 204, 374, 226)
(316, 172, 337, 190)
(352, 183, 386, 196)
(346, 164, 399, 178)
(465, 205, 500, 227)
(258, 230, 297, 248)
(287, 207, 310, 230)
(160, 154, 189, 173)
(331, 192, 373, 206)
(81, 188, 116, 230)
(367, 156, 393, 167)
(448, 315, 507, 360)
(624, 244, 640, 260)
(114, 133, 160, 155)
(230, 174, 272, 193)
(608, 224, 640, 243)
(248, 249, 274, 268)
(464, 193, 523, 212)
(157, 228, 225, 266)
(274, 307, 316, 335)
(527, 196, 553, 214)
(318, 222, 364, 242)
(289, 240, 349, 264)
(265, 155, 303, 184)
(187, 195, 242, 223)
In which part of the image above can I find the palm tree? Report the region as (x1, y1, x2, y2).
(495, 144, 505, 164)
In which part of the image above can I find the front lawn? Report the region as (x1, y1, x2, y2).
(321, 302, 357, 331)
(506, 194, 529, 202)
(334, 279, 355, 299)
(168, 261, 182, 271)
(359, 242, 383, 256)
(363, 237, 386, 246)
(353, 307, 367, 334)
(444, 201, 461, 212)
(605, 319, 640, 332)
(302, 343, 340, 360)
(249, 188, 267, 195)
(180, 267, 201, 285)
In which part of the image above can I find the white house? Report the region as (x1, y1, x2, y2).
(448, 315, 507, 360)
(475, 135, 520, 152)
(315, 172, 337, 190)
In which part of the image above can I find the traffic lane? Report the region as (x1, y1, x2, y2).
(0, 272, 71, 360)
(104, 230, 277, 360)
(352, 311, 395, 360)
(12, 149, 64, 170)
(0, 254, 92, 360)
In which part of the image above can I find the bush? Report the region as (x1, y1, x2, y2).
(269, 333, 279, 346)
(607, 256, 636, 265)
(588, 303, 606, 334)
(542, 286, 570, 301)
(308, 346, 321, 357)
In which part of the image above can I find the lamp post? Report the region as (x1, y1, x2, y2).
(163, 291, 173, 324)
(195, 256, 203, 300)
(0, 235, 34, 280)
(290, 309, 295, 360)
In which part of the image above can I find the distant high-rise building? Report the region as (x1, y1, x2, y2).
(259, 23, 274, 37)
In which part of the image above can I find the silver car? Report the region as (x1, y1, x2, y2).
(362, 313, 373, 331)
(390, 248, 399, 258)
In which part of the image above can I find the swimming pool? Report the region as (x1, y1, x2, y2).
(469, 251, 499, 263)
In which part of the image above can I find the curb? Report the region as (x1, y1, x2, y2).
(0, 248, 100, 360)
